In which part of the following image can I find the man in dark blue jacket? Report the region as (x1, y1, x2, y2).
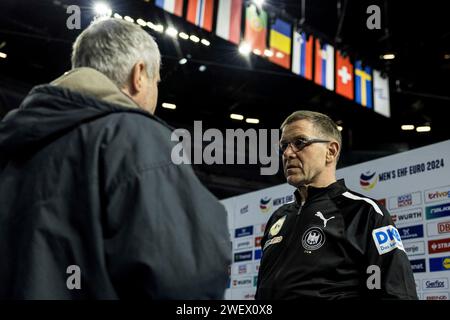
(0, 18, 231, 299)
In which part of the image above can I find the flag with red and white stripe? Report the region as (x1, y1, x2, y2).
(314, 39, 335, 91)
(187, 0, 215, 32)
(215, 0, 243, 44)
(155, 0, 183, 17)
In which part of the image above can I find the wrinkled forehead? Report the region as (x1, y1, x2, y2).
(280, 119, 319, 141)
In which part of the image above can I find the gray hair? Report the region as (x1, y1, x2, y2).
(281, 110, 342, 161)
(71, 18, 161, 88)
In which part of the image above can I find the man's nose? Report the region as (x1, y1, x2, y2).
(283, 144, 297, 158)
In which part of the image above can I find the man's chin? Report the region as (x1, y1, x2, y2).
(286, 175, 304, 188)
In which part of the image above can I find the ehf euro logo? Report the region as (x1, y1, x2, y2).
(260, 197, 272, 213)
(360, 171, 378, 190)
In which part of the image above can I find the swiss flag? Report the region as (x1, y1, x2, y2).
(335, 50, 354, 100)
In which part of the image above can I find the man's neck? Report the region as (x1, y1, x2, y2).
(297, 178, 337, 203)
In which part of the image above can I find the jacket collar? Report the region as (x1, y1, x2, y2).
(294, 179, 348, 205)
(51, 67, 140, 110)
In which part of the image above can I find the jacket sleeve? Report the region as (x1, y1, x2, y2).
(365, 204, 418, 299)
(100, 114, 231, 299)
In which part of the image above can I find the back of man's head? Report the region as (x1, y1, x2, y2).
(71, 18, 160, 89)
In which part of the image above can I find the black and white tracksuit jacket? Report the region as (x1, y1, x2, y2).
(256, 179, 418, 300)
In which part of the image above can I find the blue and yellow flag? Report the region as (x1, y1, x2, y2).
(269, 19, 291, 69)
(355, 60, 373, 108)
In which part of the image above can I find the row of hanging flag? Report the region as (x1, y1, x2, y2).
(155, 0, 391, 118)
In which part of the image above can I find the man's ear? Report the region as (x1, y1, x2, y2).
(129, 61, 147, 94)
(326, 141, 340, 164)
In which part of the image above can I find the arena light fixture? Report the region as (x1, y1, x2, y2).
(264, 49, 273, 57)
(190, 35, 200, 43)
(416, 125, 431, 133)
(94, 2, 112, 17)
(381, 53, 395, 60)
(136, 19, 147, 27)
(246, 118, 260, 124)
(166, 27, 178, 37)
(162, 103, 177, 110)
(239, 42, 251, 55)
(179, 32, 189, 40)
(401, 125, 415, 131)
(230, 114, 244, 121)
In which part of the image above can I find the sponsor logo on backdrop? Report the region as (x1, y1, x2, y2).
(253, 275, 258, 287)
(240, 205, 249, 214)
(425, 185, 450, 203)
(234, 251, 253, 262)
(426, 202, 450, 220)
(404, 241, 426, 256)
(422, 278, 449, 290)
(260, 195, 294, 213)
(273, 195, 294, 206)
(255, 236, 262, 247)
(232, 277, 253, 288)
(391, 208, 423, 225)
(259, 197, 272, 213)
(430, 256, 450, 272)
(377, 198, 386, 207)
(389, 192, 422, 210)
(254, 249, 262, 260)
(427, 220, 450, 237)
(410, 259, 426, 273)
(243, 292, 256, 300)
(429, 238, 450, 254)
(424, 292, 449, 300)
(231, 263, 253, 275)
(372, 225, 405, 255)
(234, 237, 253, 250)
(398, 224, 424, 240)
(238, 264, 248, 275)
(258, 223, 267, 235)
(232, 290, 256, 300)
(360, 171, 378, 190)
(235, 226, 253, 238)
(302, 227, 326, 251)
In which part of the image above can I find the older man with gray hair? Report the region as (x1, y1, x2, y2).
(0, 18, 231, 299)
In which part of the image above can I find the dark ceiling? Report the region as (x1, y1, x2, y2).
(1, 0, 450, 198)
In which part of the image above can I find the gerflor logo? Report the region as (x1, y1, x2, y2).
(360, 171, 378, 190)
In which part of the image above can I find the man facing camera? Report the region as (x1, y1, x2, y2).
(256, 110, 417, 299)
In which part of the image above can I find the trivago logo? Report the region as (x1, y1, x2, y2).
(425, 185, 450, 203)
(259, 197, 272, 213)
(360, 171, 378, 190)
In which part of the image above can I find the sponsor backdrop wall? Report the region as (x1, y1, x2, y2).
(222, 139, 450, 300)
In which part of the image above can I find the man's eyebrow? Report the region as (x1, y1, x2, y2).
(280, 135, 308, 142)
